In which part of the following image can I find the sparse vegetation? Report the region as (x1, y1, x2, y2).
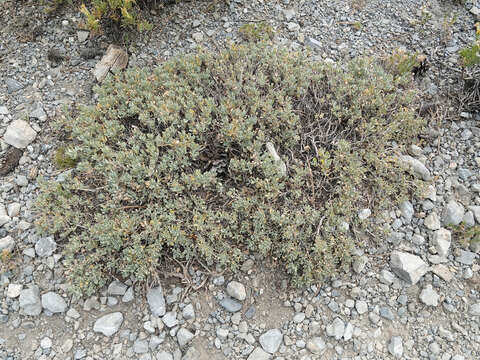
(44, 0, 154, 33)
(0, 249, 17, 274)
(382, 48, 426, 77)
(459, 23, 480, 68)
(239, 22, 275, 42)
(35, 43, 424, 296)
(54, 146, 79, 170)
(449, 223, 480, 250)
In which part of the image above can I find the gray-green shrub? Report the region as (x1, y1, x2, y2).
(35, 43, 424, 296)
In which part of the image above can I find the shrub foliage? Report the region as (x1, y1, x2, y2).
(45, 0, 154, 32)
(36, 43, 424, 296)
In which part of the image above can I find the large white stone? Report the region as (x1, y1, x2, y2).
(4, 120, 37, 149)
(390, 251, 428, 285)
(93, 312, 123, 336)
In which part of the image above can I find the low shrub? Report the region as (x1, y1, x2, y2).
(239, 22, 275, 42)
(54, 146, 79, 169)
(44, 0, 154, 33)
(35, 43, 424, 296)
(459, 23, 480, 68)
(382, 48, 427, 77)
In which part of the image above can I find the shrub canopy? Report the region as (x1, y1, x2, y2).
(36, 43, 424, 295)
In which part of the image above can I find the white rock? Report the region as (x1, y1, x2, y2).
(147, 285, 166, 317)
(77, 30, 89, 42)
(282, 9, 296, 21)
(306, 337, 326, 355)
(398, 155, 431, 180)
(7, 202, 21, 217)
(176, 327, 194, 347)
(19, 285, 42, 316)
(419, 285, 440, 307)
(432, 228, 451, 258)
(442, 200, 464, 226)
(93, 312, 124, 336)
(41, 291, 68, 313)
(358, 208, 371, 220)
(326, 318, 345, 340)
(0, 236, 14, 252)
(388, 336, 403, 358)
(226, 281, 246, 301)
(259, 329, 283, 354)
(192, 32, 204, 42)
(424, 212, 441, 230)
(390, 251, 428, 285)
(247, 347, 271, 360)
(399, 201, 414, 222)
(469, 206, 480, 223)
(40, 337, 52, 349)
(7, 283, 22, 298)
(3, 120, 37, 149)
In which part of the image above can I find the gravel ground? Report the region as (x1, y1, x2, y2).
(0, 0, 480, 359)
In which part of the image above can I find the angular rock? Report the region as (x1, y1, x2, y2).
(352, 255, 368, 273)
(247, 347, 271, 360)
(455, 250, 476, 265)
(6, 78, 24, 93)
(226, 281, 246, 301)
(463, 211, 475, 227)
(182, 303, 195, 320)
(0, 236, 14, 252)
(306, 336, 326, 355)
(424, 212, 441, 230)
(122, 287, 134, 302)
(30, 106, 47, 121)
(93, 44, 128, 82)
(7, 284, 22, 298)
(469, 206, 480, 223)
(7, 202, 20, 217)
(93, 312, 123, 336)
(107, 280, 127, 296)
(432, 228, 451, 258)
(35, 236, 57, 257)
(162, 311, 178, 328)
(358, 208, 371, 220)
(133, 339, 149, 354)
(176, 327, 194, 347)
(343, 322, 354, 341)
(398, 155, 431, 180)
(399, 200, 414, 222)
(77, 30, 89, 42)
(19, 286, 42, 316)
(390, 251, 428, 285)
(259, 329, 283, 354)
(419, 285, 440, 307)
(326, 318, 345, 340)
(431, 264, 453, 282)
(219, 297, 242, 313)
(41, 292, 67, 313)
(355, 300, 368, 314)
(147, 285, 166, 317)
(61, 338, 73, 353)
(442, 200, 464, 226)
(470, 303, 480, 316)
(4, 120, 37, 149)
(388, 336, 403, 358)
(282, 8, 295, 21)
(156, 351, 173, 360)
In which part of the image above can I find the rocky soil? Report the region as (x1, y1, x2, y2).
(1, 0, 480, 359)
